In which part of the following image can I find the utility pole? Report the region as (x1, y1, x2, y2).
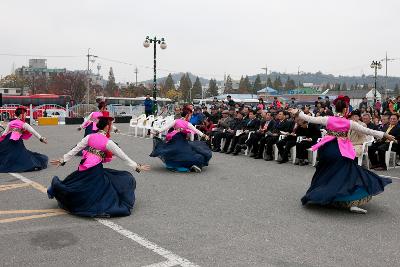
(261, 65, 268, 87)
(380, 52, 398, 99)
(298, 66, 301, 88)
(134, 67, 138, 86)
(86, 48, 97, 105)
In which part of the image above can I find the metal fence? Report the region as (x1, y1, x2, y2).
(67, 104, 98, 118)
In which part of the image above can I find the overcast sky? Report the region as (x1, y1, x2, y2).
(1, 0, 399, 83)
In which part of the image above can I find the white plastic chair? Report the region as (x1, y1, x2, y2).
(137, 115, 155, 137)
(273, 135, 286, 161)
(129, 114, 146, 135)
(150, 117, 166, 138)
(357, 135, 374, 168)
(244, 131, 255, 156)
(385, 141, 397, 169)
(307, 138, 321, 167)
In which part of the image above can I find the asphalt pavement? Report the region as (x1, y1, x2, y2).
(0, 124, 399, 267)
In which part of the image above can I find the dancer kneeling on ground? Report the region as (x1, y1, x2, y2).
(48, 116, 150, 218)
(0, 107, 48, 173)
(289, 95, 395, 214)
(150, 109, 212, 173)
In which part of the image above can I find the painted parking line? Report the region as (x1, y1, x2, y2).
(9, 173, 48, 193)
(0, 209, 62, 215)
(142, 260, 183, 267)
(8, 172, 200, 267)
(0, 210, 66, 224)
(0, 183, 31, 191)
(97, 219, 200, 267)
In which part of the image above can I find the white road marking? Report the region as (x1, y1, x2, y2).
(139, 260, 179, 267)
(96, 219, 199, 267)
(7, 172, 199, 267)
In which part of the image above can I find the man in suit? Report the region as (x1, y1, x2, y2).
(216, 111, 246, 153)
(211, 110, 234, 152)
(276, 118, 321, 164)
(368, 113, 400, 170)
(255, 110, 293, 160)
(247, 111, 275, 157)
(294, 122, 321, 165)
(231, 110, 261, 155)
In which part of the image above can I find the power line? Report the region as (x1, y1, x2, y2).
(0, 53, 82, 58)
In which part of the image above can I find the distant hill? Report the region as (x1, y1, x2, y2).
(142, 71, 400, 90)
(142, 72, 210, 85)
(247, 71, 400, 90)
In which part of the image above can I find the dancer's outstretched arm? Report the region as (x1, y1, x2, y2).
(1, 123, 9, 136)
(78, 112, 94, 130)
(23, 123, 47, 143)
(157, 120, 176, 133)
(350, 121, 395, 141)
(297, 111, 328, 126)
(61, 136, 90, 163)
(106, 140, 150, 172)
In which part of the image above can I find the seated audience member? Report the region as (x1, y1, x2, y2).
(213, 111, 246, 153)
(276, 117, 312, 164)
(246, 111, 275, 157)
(348, 110, 368, 160)
(368, 113, 400, 170)
(254, 110, 293, 160)
(362, 112, 377, 130)
(294, 121, 321, 166)
(189, 107, 205, 126)
(231, 110, 260, 155)
(198, 117, 215, 135)
(211, 110, 233, 152)
(208, 107, 221, 124)
(378, 114, 390, 131)
(174, 106, 182, 119)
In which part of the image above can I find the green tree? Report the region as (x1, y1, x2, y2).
(192, 76, 202, 100)
(238, 76, 246, 93)
(207, 78, 219, 97)
(164, 73, 175, 91)
(395, 84, 400, 95)
(267, 77, 273, 88)
(244, 76, 252, 93)
(341, 83, 348, 91)
(224, 75, 233, 93)
(178, 73, 192, 102)
(284, 76, 296, 90)
(105, 67, 116, 96)
(0, 74, 29, 94)
(273, 76, 282, 89)
(253, 74, 263, 93)
(238, 75, 252, 93)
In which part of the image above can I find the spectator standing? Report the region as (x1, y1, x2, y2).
(227, 95, 235, 107)
(359, 97, 369, 110)
(144, 94, 154, 117)
(374, 100, 382, 114)
(257, 98, 265, 110)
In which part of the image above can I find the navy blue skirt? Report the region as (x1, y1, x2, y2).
(0, 133, 48, 173)
(301, 140, 392, 206)
(150, 133, 212, 170)
(84, 123, 96, 137)
(48, 163, 136, 217)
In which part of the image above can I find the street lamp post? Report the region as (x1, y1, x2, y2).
(143, 36, 167, 114)
(370, 60, 382, 104)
